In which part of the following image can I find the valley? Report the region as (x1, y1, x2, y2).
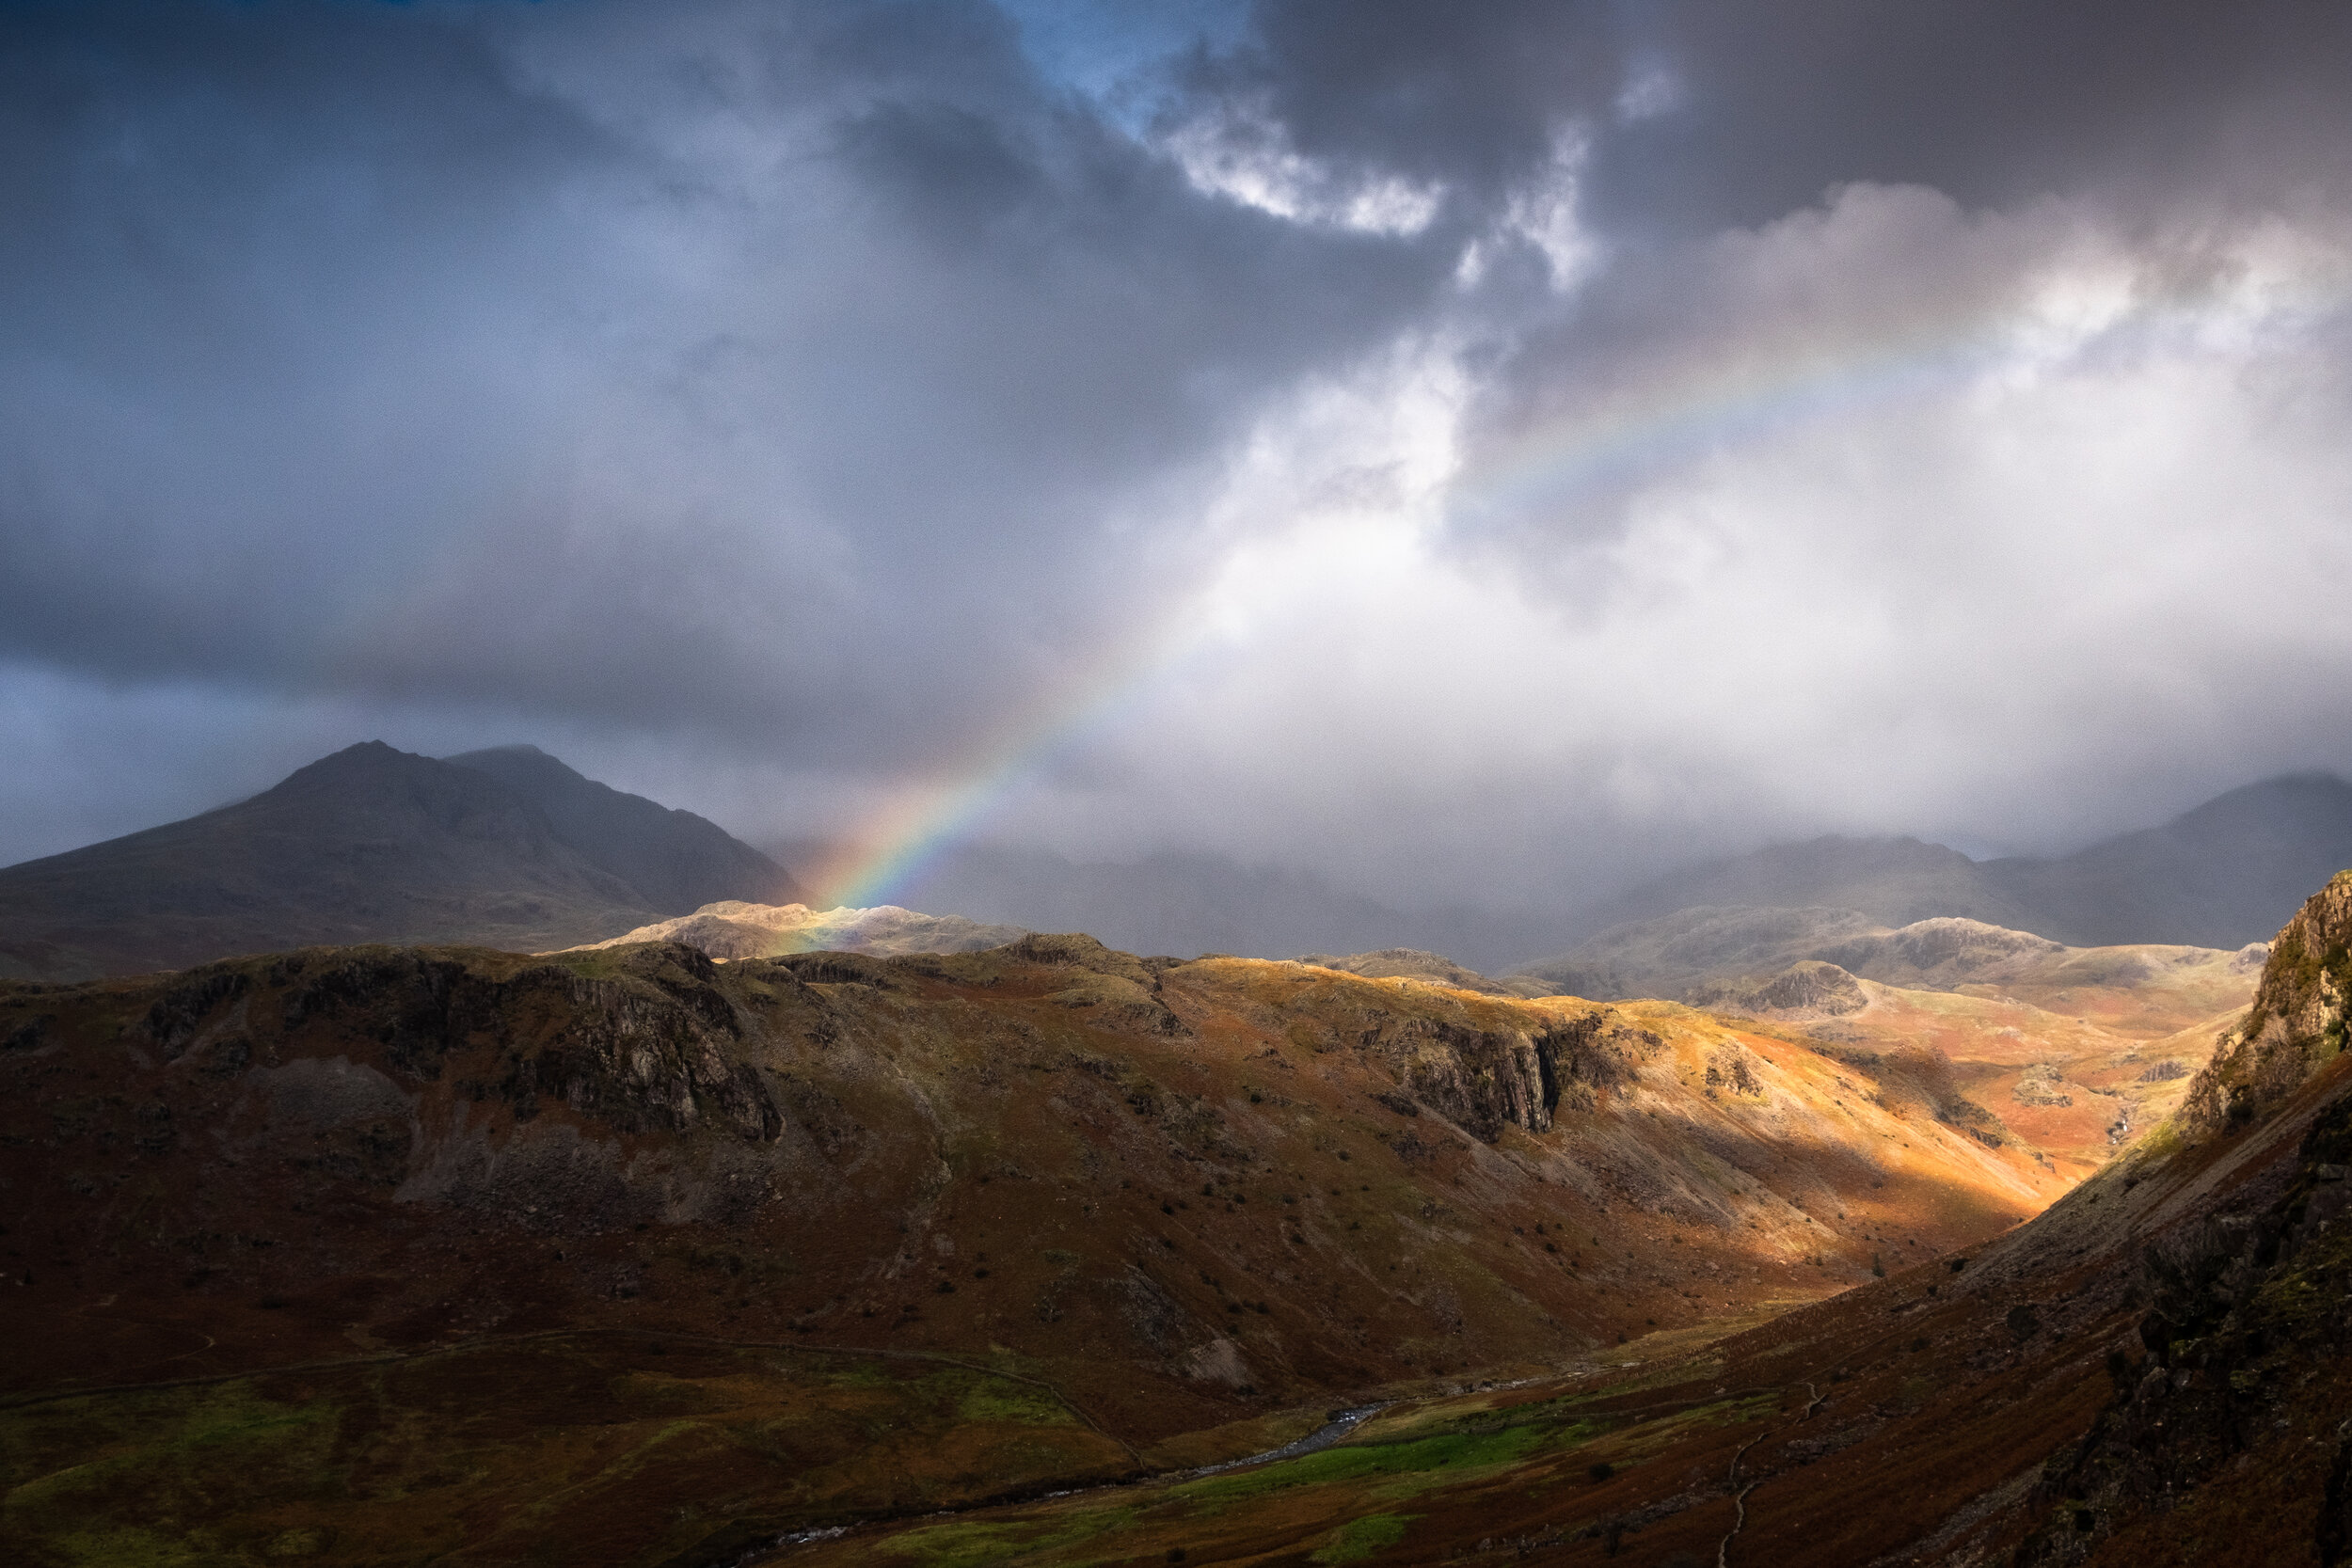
(1, 747, 2346, 1565)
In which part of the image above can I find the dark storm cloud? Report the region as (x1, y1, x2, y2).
(0, 0, 1447, 768)
(1168, 0, 1616, 214)
(1217, 0, 2352, 239)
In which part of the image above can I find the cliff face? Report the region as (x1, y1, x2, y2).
(2183, 869, 2352, 1135)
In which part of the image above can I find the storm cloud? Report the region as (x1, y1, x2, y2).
(4, 0, 2350, 916)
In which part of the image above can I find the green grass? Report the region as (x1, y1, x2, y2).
(880, 1506, 1140, 1567)
(1172, 1421, 1568, 1510)
(955, 1383, 1073, 1427)
(1311, 1512, 1417, 1563)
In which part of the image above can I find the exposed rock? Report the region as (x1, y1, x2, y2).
(2011, 1064, 2075, 1108)
(2182, 869, 2352, 1135)
(1688, 959, 1867, 1019)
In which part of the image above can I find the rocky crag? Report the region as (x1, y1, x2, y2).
(2182, 867, 2352, 1137)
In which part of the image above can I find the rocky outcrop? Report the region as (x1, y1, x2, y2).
(1687, 959, 1867, 1019)
(2182, 870, 2352, 1135)
(1347, 1006, 1655, 1139)
(146, 942, 787, 1146)
(1818, 916, 2064, 987)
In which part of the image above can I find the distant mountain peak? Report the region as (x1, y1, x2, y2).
(0, 741, 803, 980)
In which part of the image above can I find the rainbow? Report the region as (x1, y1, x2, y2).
(804, 599, 1215, 911)
(1453, 246, 2352, 532)
(801, 270, 2332, 912)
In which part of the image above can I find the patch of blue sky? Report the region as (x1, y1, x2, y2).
(996, 0, 1254, 128)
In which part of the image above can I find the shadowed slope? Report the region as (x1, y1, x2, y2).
(445, 744, 805, 915)
(0, 742, 798, 981)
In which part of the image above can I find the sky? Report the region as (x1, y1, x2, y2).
(5, 0, 2352, 915)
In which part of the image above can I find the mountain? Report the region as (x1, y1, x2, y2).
(1574, 834, 2036, 934)
(1985, 772, 2352, 946)
(793, 774, 2352, 972)
(1569, 772, 2352, 950)
(446, 744, 805, 917)
(0, 740, 802, 980)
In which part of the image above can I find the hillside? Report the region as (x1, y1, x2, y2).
(5, 873, 2347, 1564)
(1518, 910, 2265, 1180)
(1292, 946, 1538, 997)
(785, 921, 2352, 1568)
(0, 742, 802, 981)
(0, 928, 2064, 1563)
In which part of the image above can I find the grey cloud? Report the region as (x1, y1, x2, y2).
(1212, 0, 2352, 242)
(0, 0, 1452, 770)
(1171, 0, 1619, 214)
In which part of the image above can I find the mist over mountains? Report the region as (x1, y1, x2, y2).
(1555, 774, 2352, 954)
(817, 841, 1573, 972)
(799, 772, 2352, 971)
